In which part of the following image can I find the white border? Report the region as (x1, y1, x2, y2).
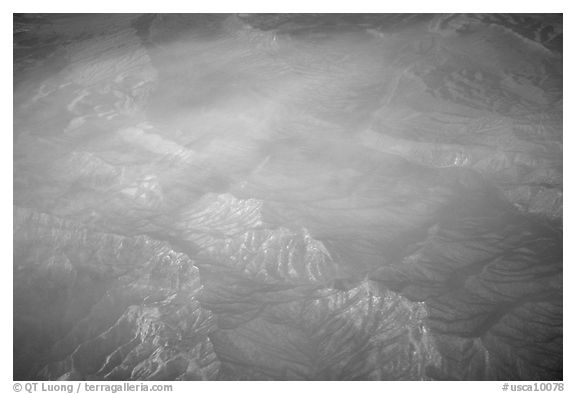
(4, 5, 572, 392)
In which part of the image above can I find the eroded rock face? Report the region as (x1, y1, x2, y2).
(14, 14, 562, 380)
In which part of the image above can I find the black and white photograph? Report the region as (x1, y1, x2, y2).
(12, 10, 565, 386)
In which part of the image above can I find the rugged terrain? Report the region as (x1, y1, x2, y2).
(13, 14, 562, 380)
